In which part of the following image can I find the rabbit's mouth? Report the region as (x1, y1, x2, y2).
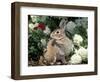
(54, 37, 64, 40)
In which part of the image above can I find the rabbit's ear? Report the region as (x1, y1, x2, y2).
(59, 18, 68, 30)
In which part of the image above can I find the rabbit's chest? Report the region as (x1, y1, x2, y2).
(56, 40, 73, 56)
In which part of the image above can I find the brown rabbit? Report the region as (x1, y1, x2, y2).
(39, 18, 73, 65)
(50, 25, 73, 64)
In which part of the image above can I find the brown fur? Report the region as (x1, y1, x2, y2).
(38, 39, 58, 65)
(43, 39, 57, 65)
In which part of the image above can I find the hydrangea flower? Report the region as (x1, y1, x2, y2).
(73, 34, 83, 46)
(31, 16, 37, 23)
(43, 26, 51, 35)
(77, 47, 88, 61)
(29, 23, 39, 30)
(70, 53, 82, 64)
(41, 39, 47, 47)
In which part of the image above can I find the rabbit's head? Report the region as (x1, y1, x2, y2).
(50, 18, 68, 40)
(50, 28, 66, 40)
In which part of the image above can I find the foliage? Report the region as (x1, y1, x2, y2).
(28, 29, 45, 61)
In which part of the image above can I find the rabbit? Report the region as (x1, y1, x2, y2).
(50, 18, 74, 64)
(39, 17, 73, 65)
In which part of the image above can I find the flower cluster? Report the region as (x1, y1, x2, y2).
(29, 16, 51, 35)
(69, 33, 88, 64)
(29, 23, 39, 30)
(70, 53, 82, 64)
(70, 47, 88, 64)
(73, 34, 83, 47)
(77, 47, 88, 61)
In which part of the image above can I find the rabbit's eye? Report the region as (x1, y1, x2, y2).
(56, 31, 59, 34)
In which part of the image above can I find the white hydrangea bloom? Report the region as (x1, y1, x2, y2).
(74, 49, 78, 53)
(73, 34, 83, 46)
(31, 16, 37, 22)
(41, 39, 47, 47)
(29, 23, 39, 30)
(29, 23, 34, 30)
(77, 47, 88, 61)
(70, 54, 82, 64)
(43, 26, 51, 35)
